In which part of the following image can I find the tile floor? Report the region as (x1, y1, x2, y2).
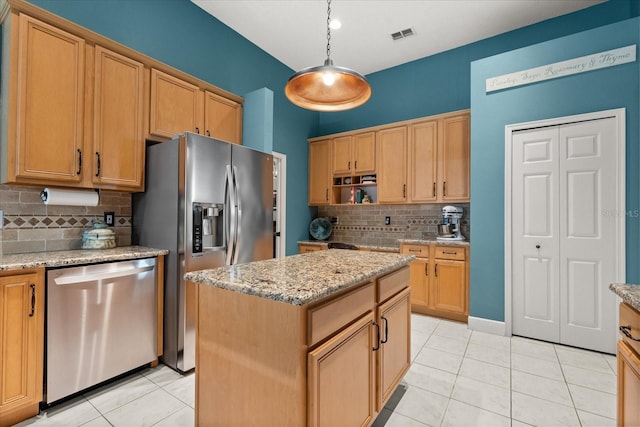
(15, 314, 617, 427)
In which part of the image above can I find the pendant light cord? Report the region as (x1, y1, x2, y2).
(326, 0, 332, 61)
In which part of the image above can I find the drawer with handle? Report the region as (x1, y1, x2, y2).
(400, 244, 429, 258)
(620, 302, 640, 356)
(434, 246, 465, 261)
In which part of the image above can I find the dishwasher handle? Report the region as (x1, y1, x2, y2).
(52, 265, 155, 285)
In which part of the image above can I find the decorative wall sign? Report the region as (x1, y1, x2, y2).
(486, 45, 636, 93)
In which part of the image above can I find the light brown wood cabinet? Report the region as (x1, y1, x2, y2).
(617, 302, 640, 426)
(400, 243, 469, 322)
(89, 45, 145, 189)
(196, 265, 410, 426)
(332, 132, 376, 175)
(377, 126, 408, 203)
(299, 243, 328, 253)
(0, 269, 44, 426)
(309, 139, 333, 205)
(7, 14, 86, 185)
(408, 120, 438, 202)
(149, 70, 242, 144)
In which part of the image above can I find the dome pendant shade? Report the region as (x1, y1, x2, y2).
(285, 59, 371, 112)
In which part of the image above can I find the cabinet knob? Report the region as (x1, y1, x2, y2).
(536, 244, 541, 249)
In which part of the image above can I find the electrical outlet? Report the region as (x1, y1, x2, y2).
(330, 216, 339, 225)
(385, 216, 391, 225)
(104, 211, 115, 226)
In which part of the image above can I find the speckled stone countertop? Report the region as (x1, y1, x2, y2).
(297, 240, 400, 253)
(185, 249, 415, 306)
(399, 239, 470, 247)
(0, 246, 169, 271)
(610, 283, 640, 312)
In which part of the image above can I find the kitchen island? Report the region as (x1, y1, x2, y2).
(185, 249, 414, 427)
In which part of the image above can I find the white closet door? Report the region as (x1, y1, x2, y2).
(512, 128, 560, 343)
(558, 118, 618, 353)
(512, 117, 619, 354)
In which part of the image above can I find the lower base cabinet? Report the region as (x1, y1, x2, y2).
(196, 265, 411, 426)
(0, 269, 44, 426)
(617, 301, 640, 426)
(400, 243, 468, 322)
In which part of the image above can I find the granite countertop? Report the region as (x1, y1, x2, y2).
(185, 249, 415, 306)
(610, 283, 640, 312)
(0, 246, 169, 271)
(399, 239, 470, 247)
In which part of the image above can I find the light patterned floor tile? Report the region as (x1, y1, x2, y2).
(414, 346, 464, 374)
(153, 405, 195, 427)
(441, 399, 510, 427)
(464, 342, 510, 368)
(511, 336, 558, 361)
(84, 374, 158, 414)
(451, 376, 510, 417)
(411, 313, 440, 333)
(604, 353, 617, 374)
(468, 331, 510, 350)
(512, 391, 581, 426)
(577, 409, 616, 427)
(378, 411, 429, 427)
(141, 364, 184, 388)
(511, 369, 573, 407)
(394, 385, 449, 426)
(425, 334, 469, 356)
(458, 357, 510, 389)
(555, 346, 613, 373)
(79, 416, 112, 426)
(568, 383, 616, 419)
(433, 320, 472, 342)
(402, 361, 457, 397)
(103, 388, 185, 427)
(163, 372, 196, 408)
(14, 396, 101, 427)
(562, 363, 616, 394)
(511, 352, 564, 380)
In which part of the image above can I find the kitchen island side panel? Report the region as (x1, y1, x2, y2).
(196, 283, 307, 427)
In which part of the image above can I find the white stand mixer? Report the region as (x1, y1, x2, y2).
(436, 205, 465, 241)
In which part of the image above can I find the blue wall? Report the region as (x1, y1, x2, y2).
(469, 18, 640, 321)
(26, 0, 318, 256)
(316, 0, 639, 136)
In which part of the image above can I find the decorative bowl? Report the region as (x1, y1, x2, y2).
(309, 217, 332, 240)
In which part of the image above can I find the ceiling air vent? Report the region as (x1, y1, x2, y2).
(391, 27, 415, 41)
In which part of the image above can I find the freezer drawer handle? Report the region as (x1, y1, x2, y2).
(29, 284, 35, 317)
(53, 265, 154, 285)
(620, 325, 640, 341)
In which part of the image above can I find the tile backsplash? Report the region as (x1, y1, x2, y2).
(0, 185, 132, 255)
(317, 203, 470, 247)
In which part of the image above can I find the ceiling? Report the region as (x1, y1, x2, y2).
(192, 0, 605, 76)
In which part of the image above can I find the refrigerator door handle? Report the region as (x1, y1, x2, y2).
(225, 165, 236, 265)
(232, 165, 241, 265)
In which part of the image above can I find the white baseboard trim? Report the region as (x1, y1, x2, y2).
(468, 316, 507, 336)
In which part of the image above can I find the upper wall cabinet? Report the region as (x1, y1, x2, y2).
(332, 132, 375, 176)
(149, 69, 203, 140)
(149, 69, 242, 144)
(0, 2, 244, 192)
(309, 139, 332, 205)
(9, 15, 86, 185)
(308, 109, 470, 206)
(90, 46, 145, 189)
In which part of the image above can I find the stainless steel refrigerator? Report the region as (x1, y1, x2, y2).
(133, 132, 273, 372)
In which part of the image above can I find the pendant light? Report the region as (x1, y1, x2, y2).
(284, 0, 371, 112)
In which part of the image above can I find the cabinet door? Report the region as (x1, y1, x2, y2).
(332, 136, 352, 175)
(149, 69, 202, 139)
(409, 120, 438, 202)
(618, 340, 640, 427)
(0, 272, 44, 425)
(377, 126, 407, 203)
(16, 15, 85, 183)
(408, 258, 429, 309)
(353, 132, 376, 174)
(308, 312, 375, 427)
(440, 113, 470, 201)
(92, 46, 145, 189)
(432, 260, 467, 315)
(377, 288, 411, 410)
(309, 140, 332, 205)
(204, 91, 242, 144)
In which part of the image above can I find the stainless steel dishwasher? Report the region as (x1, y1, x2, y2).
(46, 258, 157, 404)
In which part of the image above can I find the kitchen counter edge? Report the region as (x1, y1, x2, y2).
(186, 249, 415, 306)
(610, 283, 640, 312)
(0, 246, 169, 271)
